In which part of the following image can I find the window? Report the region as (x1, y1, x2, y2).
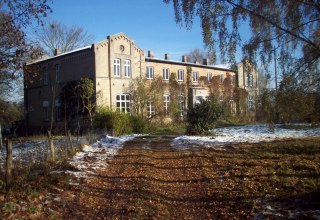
(193, 71, 199, 82)
(55, 64, 60, 82)
(219, 95, 224, 103)
(163, 95, 170, 115)
(248, 95, 254, 111)
(124, 59, 131, 77)
(196, 95, 204, 104)
(231, 75, 236, 85)
(178, 95, 185, 117)
(163, 68, 169, 80)
(178, 69, 184, 81)
(116, 94, 130, 113)
(147, 96, 155, 118)
(42, 67, 48, 85)
(43, 100, 49, 121)
(219, 74, 224, 84)
(207, 72, 212, 82)
(230, 99, 236, 114)
(114, 59, 121, 77)
(55, 99, 61, 121)
(247, 74, 253, 87)
(146, 66, 154, 79)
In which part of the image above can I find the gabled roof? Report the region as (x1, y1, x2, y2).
(26, 45, 93, 65)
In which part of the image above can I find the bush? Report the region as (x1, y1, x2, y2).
(130, 115, 147, 134)
(94, 107, 147, 136)
(186, 98, 223, 135)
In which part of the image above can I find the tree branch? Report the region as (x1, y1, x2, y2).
(226, 0, 320, 52)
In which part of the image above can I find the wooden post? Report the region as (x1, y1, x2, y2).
(5, 138, 13, 191)
(47, 131, 55, 161)
(67, 130, 74, 152)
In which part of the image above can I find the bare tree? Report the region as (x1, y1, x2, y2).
(126, 76, 164, 119)
(77, 77, 99, 131)
(33, 20, 94, 56)
(185, 48, 205, 63)
(0, 1, 51, 85)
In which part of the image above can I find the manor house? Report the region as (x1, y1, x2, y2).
(24, 32, 259, 133)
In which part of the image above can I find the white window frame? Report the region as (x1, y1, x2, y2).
(248, 95, 254, 111)
(163, 68, 169, 80)
(114, 59, 121, 77)
(231, 75, 235, 85)
(178, 95, 185, 116)
(178, 69, 184, 81)
(195, 95, 204, 104)
(247, 74, 253, 87)
(147, 96, 155, 118)
(230, 99, 236, 114)
(146, 66, 154, 79)
(124, 59, 131, 78)
(163, 95, 170, 115)
(116, 94, 130, 113)
(193, 71, 199, 82)
(207, 72, 212, 82)
(219, 74, 224, 84)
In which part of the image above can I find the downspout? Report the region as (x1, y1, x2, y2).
(108, 36, 112, 110)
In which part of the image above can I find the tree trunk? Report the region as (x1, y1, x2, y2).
(0, 124, 3, 149)
(5, 138, 13, 191)
(67, 130, 74, 152)
(47, 130, 55, 161)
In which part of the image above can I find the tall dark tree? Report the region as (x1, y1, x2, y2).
(33, 20, 94, 56)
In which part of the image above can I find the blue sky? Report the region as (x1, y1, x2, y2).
(42, 0, 206, 62)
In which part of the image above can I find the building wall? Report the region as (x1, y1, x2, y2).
(25, 47, 95, 133)
(95, 33, 146, 109)
(24, 32, 256, 133)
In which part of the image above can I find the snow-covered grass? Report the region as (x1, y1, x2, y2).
(172, 124, 320, 150)
(0, 138, 62, 170)
(2, 124, 320, 178)
(66, 135, 139, 179)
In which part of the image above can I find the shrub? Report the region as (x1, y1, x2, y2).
(94, 107, 147, 136)
(130, 115, 147, 133)
(186, 98, 223, 135)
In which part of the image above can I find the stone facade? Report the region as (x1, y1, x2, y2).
(24, 32, 258, 133)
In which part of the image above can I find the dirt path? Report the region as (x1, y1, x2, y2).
(61, 135, 252, 219)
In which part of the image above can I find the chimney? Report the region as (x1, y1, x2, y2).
(148, 50, 153, 58)
(182, 55, 188, 62)
(54, 49, 61, 56)
(165, 53, 170, 60)
(203, 58, 209, 65)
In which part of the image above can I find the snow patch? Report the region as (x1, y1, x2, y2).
(172, 124, 320, 150)
(67, 134, 138, 179)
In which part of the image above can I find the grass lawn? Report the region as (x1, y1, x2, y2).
(0, 136, 319, 219)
